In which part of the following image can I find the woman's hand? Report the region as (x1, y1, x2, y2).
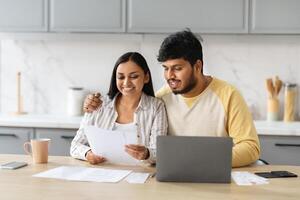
(83, 93, 102, 113)
(125, 144, 149, 160)
(85, 150, 106, 164)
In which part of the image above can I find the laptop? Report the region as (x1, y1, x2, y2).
(156, 136, 233, 183)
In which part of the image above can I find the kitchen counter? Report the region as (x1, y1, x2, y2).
(0, 114, 82, 129)
(254, 120, 300, 136)
(1, 114, 300, 135)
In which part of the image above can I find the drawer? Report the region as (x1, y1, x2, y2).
(35, 128, 76, 156)
(259, 135, 300, 165)
(0, 127, 32, 154)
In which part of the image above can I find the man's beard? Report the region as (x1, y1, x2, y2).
(170, 72, 197, 95)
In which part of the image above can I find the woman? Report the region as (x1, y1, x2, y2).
(70, 52, 168, 164)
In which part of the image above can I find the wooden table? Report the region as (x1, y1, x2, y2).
(0, 154, 299, 200)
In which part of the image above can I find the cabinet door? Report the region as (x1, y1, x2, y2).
(0, 0, 48, 32)
(50, 0, 125, 32)
(35, 128, 76, 156)
(250, 0, 300, 33)
(259, 135, 300, 165)
(127, 0, 248, 33)
(0, 127, 31, 154)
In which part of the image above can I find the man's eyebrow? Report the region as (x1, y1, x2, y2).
(162, 64, 182, 68)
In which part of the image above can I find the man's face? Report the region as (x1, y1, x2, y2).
(162, 58, 198, 95)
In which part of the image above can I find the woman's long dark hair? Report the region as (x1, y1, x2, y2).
(107, 52, 155, 99)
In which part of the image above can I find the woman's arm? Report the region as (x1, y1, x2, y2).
(147, 100, 168, 163)
(70, 112, 95, 160)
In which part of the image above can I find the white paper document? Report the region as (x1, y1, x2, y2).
(231, 171, 269, 186)
(84, 125, 139, 165)
(125, 172, 150, 184)
(33, 166, 132, 183)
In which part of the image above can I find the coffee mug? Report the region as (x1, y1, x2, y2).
(24, 138, 51, 164)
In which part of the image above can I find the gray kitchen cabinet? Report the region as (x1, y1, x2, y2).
(0, 127, 32, 154)
(259, 135, 300, 165)
(50, 0, 125, 32)
(35, 128, 77, 156)
(127, 0, 248, 33)
(0, 0, 48, 32)
(250, 0, 300, 34)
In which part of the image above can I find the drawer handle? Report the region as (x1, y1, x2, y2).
(61, 136, 74, 140)
(0, 133, 18, 138)
(275, 143, 300, 147)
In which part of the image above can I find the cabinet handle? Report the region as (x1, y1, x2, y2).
(0, 133, 18, 138)
(61, 136, 74, 140)
(275, 143, 300, 147)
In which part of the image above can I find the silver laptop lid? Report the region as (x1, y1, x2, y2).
(156, 136, 233, 183)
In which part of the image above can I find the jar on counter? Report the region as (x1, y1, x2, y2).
(67, 87, 85, 116)
(283, 83, 297, 122)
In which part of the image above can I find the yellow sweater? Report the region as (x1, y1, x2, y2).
(156, 78, 260, 167)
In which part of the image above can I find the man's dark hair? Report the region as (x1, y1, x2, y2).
(157, 29, 203, 67)
(108, 52, 155, 99)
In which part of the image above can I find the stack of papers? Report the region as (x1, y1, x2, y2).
(84, 126, 139, 165)
(33, 166, 150, 184)
(125, 172, 150, 184)
(231, 171, 269, 186)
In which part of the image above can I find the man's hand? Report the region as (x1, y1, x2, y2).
(86, 150, 106, 164)
(125, 144, 149, 160)
(83, 93, 102, 113)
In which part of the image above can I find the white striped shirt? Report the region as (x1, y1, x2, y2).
(70, 92, 168, 163)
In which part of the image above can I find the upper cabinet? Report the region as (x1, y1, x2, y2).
(50, 0, 125, 32)
(250, 0, 300, 34)
(127, 0, 249, 34)
(1, 0, 300, 34)
(0, 0, 48, 32)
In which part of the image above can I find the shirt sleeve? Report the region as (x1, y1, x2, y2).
(155, 84, 172, 98)
(70, 112, 96, 160)
(227, 90, 261, 167)
(146, 100, 168, 164)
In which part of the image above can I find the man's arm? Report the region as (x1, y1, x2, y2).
(227, 90, 260, 167)
(83, 93, 102, 113)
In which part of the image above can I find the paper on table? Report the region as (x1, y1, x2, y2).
(231, 171, 269, 186)
(33, 166, 132, 183)
(84, 125, 139, 165)
(125, 172, 150, 184)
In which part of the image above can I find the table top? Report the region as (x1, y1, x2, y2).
(0, 154, 299, 200)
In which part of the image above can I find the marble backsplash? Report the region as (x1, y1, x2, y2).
(0, 34, 300, 120)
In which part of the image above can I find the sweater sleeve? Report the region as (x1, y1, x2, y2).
(227, 90, 261, 167)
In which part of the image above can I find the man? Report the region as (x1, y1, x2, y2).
(84, 30, 260, 167)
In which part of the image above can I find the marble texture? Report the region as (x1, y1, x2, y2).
(0, 34, 300, 120)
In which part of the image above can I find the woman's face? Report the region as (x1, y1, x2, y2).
(116, 60, 149, 97)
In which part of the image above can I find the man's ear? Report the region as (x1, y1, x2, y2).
(144, 73, 150, 83)
(194, 60, 203, 73)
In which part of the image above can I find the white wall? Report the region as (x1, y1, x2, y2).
(1, 34, 300, 120)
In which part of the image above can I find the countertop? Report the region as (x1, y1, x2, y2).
(0, 114, 81, 129)
(254, 120, 300, 136)
(1, 114, 300, 136)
